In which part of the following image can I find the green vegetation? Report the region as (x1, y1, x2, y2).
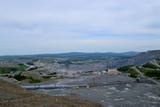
(0, 63, 27, 74)
(16, 63, 28, 70)
(14, 74, 27, 81)
(14, 74, 54, 83)
(127, 68, 140, 78)
(138, 67, 160, 79)
(118, 60, 160, 79)
(14, 74, 42, 83)
(117, 65, 133, 72)
(142, 63, 159, 69)
(118, 65, 140, 78)
(0, 67, 18, 74)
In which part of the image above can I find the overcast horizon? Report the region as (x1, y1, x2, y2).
(0, 0, 160, 55)
(0, 50, 143, 56)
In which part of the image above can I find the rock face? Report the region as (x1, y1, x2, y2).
(107, 50, 160, 68)
(123, 50, 160, 66)
(107, 69, 121, 75)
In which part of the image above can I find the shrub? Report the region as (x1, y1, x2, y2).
(127, 68, 140, 78)
(14, 74, 42, 83)
(0, 67, 18, 74)
(117, 65, 133, 72)
(118, 65, 139, 78)
(139, 67, 160, 79)
(14, 74, 27, 81)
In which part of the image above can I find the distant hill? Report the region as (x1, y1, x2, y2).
(119, 51, 139, 57)
(0, 51, 139, 61)
(0, 50, 159, 70)
(125, 50, 160, 65)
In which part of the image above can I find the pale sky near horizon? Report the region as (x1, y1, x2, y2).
(0, 0, 160, 55)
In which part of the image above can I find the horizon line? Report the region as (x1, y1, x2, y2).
(0, 50, 156, 57)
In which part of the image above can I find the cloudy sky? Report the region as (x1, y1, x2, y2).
(0, 0, 160, 55)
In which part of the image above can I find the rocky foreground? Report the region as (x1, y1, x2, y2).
(0, 79, 102, 107)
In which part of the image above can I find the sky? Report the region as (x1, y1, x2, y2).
(0, 0, 160, 55)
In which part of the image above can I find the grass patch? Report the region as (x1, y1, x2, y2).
(0, 63, 28, 74)
(142, 63, 159, 69)
(0, 67, 18, 74)
(138, 67, 160, 79)
(16, 63, 28, 71)
(126, 68, 140, 78)
(127, 68, 140, 78)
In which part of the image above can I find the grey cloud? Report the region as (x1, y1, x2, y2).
(0, 0, 160, 55)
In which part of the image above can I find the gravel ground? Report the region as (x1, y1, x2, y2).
(34, 74, 160, 107)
